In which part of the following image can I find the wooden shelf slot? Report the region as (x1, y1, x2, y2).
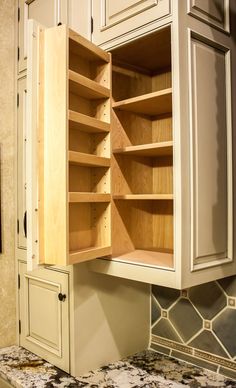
(69, 193, 111, 203)
(113, 88, 172, 116)
(113, 194, 173, 200)
(69, 151, 110, 167)
(69, 29, 110, 63)
(69, 110, 110, 133)
(69, 70, 110, 100)
(69, 246, 112, 264)
(113, 141, 173, 157)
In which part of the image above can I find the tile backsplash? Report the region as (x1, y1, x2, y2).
(151, 276, 236, 378)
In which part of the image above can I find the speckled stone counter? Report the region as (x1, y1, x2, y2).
(0, 346, 236, 387)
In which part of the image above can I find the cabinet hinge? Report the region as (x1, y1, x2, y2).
(18, 7, 20, 22)
(91, 17, 93, 34)
(18, 274, 20, 289)
(17, 219, 19, 234)
(17, 93, 19, 108)
(19, 320, 21, 335)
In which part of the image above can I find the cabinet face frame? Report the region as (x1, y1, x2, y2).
(187, 0, 230, 33)
(187, 29, 233, 271)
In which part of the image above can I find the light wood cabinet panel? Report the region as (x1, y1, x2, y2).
(92, 0, 171, 47)
(187, 0, 229, 32)
(19, 262, 69, 372)
(17, 76, 27, 250)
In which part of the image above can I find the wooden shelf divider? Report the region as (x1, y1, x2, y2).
(113, 194, 173, 200)
(69, 193, 111, 203)
(113, 88, 172, 116)
(69, 110, 110, 133)
(113, 141, 173, 157)
(69, 70, 110, 99)
(69, 150, 110, 167)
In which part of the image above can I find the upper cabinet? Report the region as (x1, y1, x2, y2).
(187, 0, 230, 32)
(92, 0, 171, 48)
(18, 0, 91, 74)
(26, 1, 236, 289)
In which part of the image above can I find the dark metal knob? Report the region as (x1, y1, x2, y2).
(58, 293, 66, 302)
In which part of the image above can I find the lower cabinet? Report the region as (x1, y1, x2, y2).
(18, 261, 150, 376)
(18, 262, 70, 372)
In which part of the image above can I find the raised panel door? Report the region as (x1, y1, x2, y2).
(189, 32, 233, 270)
(19, 262, 70, 372)
(92, 0, 170, 46)
(187, 0, 229, 32)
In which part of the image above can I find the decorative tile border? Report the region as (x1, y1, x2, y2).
(151, 335, 236, 373)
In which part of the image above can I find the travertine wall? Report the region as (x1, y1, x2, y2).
(0, 0, 16, 346)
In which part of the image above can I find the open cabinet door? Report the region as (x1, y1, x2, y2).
(26, 19, 45, 271)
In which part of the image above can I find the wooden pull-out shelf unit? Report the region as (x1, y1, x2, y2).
(39, 25, 173, 270)
(39, 25, 111, 265)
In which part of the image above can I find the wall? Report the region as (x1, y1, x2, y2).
(151, 277, 236, 378)
(0, 0, 16, 346)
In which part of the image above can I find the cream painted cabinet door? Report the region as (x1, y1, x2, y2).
(187, 0, 230, 32)
(92, 0, 171, 46)
(18, 0, 68, 74)
(18, 0, 92, 74)
(19, 263, 70, 372)
(17, 76, 27, 251)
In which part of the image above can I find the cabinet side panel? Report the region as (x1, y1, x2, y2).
(189, 33, 232, 269)
(42, 25, 68, 265)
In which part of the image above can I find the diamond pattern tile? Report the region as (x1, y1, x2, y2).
(152, 285, 180, 309)
(189, 330, 229, 358)
(169, 298, 202, 342)
(151, 295, 161, 325)
(189, 281, 226, 319)
(213, 308, 236, 357)
(152, 318, 182, 343)
(218, 276, 236, 297)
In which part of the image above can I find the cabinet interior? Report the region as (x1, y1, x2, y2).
(110, 26, 174, 269)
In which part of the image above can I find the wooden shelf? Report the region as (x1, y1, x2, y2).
(69, 29, 110, 63)
(113, 88, 172, 116)
(69, 193, 111, 203)
(113, 194, 173, 200)
(69, 151, 110, 167)
(108, 249, 173, 269)
(113, 141, 173, 157)
(69, 246, 112, 264)
(69, 110, 110, 133)
(69, 70, 110, 100)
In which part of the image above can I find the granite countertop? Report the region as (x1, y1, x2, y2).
(0, 346, 236, 387)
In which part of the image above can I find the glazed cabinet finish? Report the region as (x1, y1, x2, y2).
(18, 262, 70, 372)
(187, 0, 230, 32)
(92, 0, 171, 47)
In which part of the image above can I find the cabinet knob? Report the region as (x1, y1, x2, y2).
(58, 293, 66, 302)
